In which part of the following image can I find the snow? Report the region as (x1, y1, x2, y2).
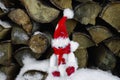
(33, 31, 43, 35)
(0, 2, 8, 12)
(0, 20, 11, 28)
(63, 8, 74, 19)
(0, 51, 4, 58)
(13, 31, 29, 41)
(16, 56, 120, 80)
(72, 69, 120, 80)
(46, 69, 120, 80)
(23, 72, 43, 80)
(16, 56, 49, 80)
(0, 72, 7, 80)
(52, 37, 70, 48)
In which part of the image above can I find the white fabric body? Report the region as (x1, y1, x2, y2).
(49, 53, 78, 77)
(49, 40, 79, 77)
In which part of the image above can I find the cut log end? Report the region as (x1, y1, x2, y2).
(87, 25, 113, 44)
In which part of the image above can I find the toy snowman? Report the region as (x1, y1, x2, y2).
(49, 8, 79, 77)
(15, 8, 120, 80)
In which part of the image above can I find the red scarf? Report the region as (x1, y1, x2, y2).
(53, 44, 70, 65)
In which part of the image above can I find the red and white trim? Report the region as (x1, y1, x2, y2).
(52, 38, 70, 48)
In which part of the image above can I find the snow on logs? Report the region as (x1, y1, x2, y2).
(11, 25, 29, 45)
(0, 20, 11, 39)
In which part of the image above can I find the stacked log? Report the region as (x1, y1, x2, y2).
(0, 0, 120, 79)
(8, 9, 32, 34)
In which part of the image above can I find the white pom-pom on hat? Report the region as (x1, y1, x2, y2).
(63, 8, 74, 19)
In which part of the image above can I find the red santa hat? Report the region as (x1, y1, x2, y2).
(52, 8, 74, 65)
(52, 8, 74, 48)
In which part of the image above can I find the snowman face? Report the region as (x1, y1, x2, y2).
(52, 38, 70, 48)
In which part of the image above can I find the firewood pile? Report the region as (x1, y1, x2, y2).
(0, 0, 120, 80)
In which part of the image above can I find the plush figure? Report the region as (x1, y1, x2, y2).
(49, 8, 79, 77)
(15, 8, 120, 80)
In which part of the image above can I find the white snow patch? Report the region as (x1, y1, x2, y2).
(52, 38, 70, 48)
(14, 31, 29, 41)
(23, 72, 43, 80)
(72, 69, 120, 80)
(16, 56, 49, 80)
(0, 20, 11, 28)
(63, 8, 74, 19)
(0, 51, 4, 58)
(33, 31, 43, 35)
(16, 56, 120, 80)
(0, 72, 7, 80)
(0, 2, 8, 12)
(46, 68, 120, 80)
